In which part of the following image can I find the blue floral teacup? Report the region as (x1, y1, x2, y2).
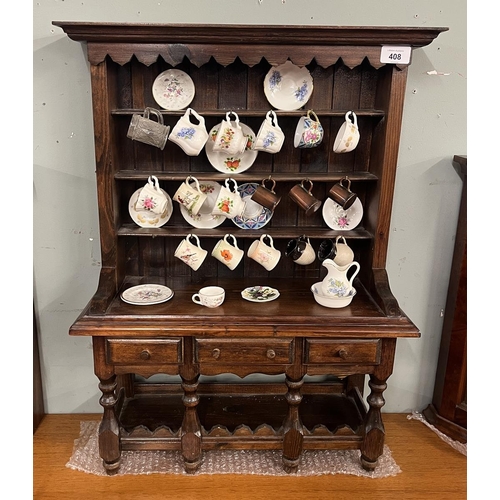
(168, 107, 209, 156)
(254, 110, 285, 153)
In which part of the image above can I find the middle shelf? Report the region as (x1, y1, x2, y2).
(117, 224, 374, 239)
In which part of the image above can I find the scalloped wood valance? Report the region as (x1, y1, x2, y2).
(53, 22, 448, 69)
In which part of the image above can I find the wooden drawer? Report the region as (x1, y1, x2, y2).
(195, 338, 294, 365)
(106, 339, 182, 365)
(305, 339, 381, 365)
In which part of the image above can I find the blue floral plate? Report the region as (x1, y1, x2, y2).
(263, 61, 313, 111)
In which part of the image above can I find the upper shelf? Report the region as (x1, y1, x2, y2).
(52, 22, 448, 69)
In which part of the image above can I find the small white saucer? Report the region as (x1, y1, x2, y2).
(128, 188, 173, 228)
(241, 286, 280, 302)
(264, 61, 313, 111)
(121, 284, 174, 305)
(205, 123, 258, 174)
(322, 197, 363, 231)
(152, 69, 195, 110)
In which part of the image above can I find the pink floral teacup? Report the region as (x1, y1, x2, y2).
(135, 175, 169, 215)
(294, 110, 323, 149)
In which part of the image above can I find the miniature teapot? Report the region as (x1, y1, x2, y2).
(320, 258, 360, 297)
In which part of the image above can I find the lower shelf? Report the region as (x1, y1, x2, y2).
(117, 384, 367, 451)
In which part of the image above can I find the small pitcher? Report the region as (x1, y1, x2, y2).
(320, 258, 360, 297)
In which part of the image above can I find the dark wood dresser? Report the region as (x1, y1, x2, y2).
(54, 22, 447, 473)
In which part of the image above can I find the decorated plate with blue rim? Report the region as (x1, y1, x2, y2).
(232, 182, 273, 230)
(263, 61, 313, 111)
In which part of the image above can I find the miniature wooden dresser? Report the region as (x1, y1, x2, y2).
(54, 22, 446, 474)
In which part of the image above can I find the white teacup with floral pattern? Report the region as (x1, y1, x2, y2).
(135, 175, 169, 215)
(211, 178, 246, 219)
(211, 234, 244, 270)
(192, 286, 225, 308)
(294, 110, 323, 149)
(174, 234, 207, 271)
(247, 234, 281, 271)
(168, 108, 209, 156)
(212, 111, 247, 155)
(333, 111, 360, 153)
(173, 175, 208, 216)
(254, 110, 285, 153)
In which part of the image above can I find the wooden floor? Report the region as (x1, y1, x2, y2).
(33, 413, 466, 500)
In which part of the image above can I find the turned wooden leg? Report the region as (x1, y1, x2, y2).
(180, 374, 202, 473)
(360, 374, 388, 471)
(97, 375, 121, 473)
(282, 375, 304, 473)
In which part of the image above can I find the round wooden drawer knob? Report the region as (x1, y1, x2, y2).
(140, 350, 151, 360)
(338, 349, 348, 359)
(266, 349, 276, 359)
(212, 348, 221, 359)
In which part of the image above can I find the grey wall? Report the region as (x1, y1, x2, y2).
(33, 0, 466, 413)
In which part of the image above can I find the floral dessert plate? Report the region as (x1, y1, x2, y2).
(205, 123, 258, 174)
(152, 69, 195, 110)
(121, 284, 174, 305)
(241, 286, 280, 303)
(129, 188, 173, 228)
(180, 180, 226, 229)
(264, 61, 313, 111)
(322, 197, 363, 231)
(232, 183, 273, 230)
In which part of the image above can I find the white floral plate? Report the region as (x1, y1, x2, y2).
(232, 183, 273, 230)
(263, 61, 313, 111)
(128, 188, 173, 228)
(205, 123, 258, 174)
(241, 286, 280, 303)
(121, 284, 174, 305)
(180, 180, 226, 229)
(152, 69, 195, 110)
(322, 197, 363, 231)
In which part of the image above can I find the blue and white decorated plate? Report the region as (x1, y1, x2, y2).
(232, 183, 273, 230)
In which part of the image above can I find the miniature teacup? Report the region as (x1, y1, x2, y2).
(173, 176, 208, 216)
(211, 178, 246, 219)
(192, 286, 225, 308)
(135, 175, 169, 215)
(212, 111, 247, 155)
(127, 107, 170, 150)
(174, 234, 207, 271)
(333, 236, 354, 267)
(211, 234, 244, 270)
(294, 110, 323, 148)
(328, 176, 357, 210)
(254, 110, 285, 153)
(248, 234, 281, 271)
(285, 235, 315, 266)
(168, 108, 209, 156)
(288, 178, 322, 216)
(333, 111, 360, 153)
(250, 176, 281, 212)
